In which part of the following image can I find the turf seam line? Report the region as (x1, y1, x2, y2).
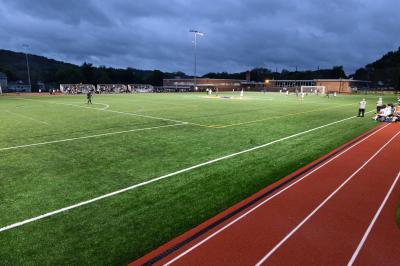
(255, 126, 400, 266)
(152, 123, 387, 266)
(4, 110, 50, 125)
(347, 170, 400, 266)
(0, 112, 375, 234)
(0, 123, 186, 151)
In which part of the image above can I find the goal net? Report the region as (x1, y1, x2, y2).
(300, 86, 325, 94)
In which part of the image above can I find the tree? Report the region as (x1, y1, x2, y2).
(80, 62, 94, 83)
(149, 70, 164, 86)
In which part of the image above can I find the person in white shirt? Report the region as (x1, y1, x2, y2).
(358, 99, 367, 117)
(384, 105, 393, 116)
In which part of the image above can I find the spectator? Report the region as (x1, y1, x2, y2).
(358, 98, 366, 117)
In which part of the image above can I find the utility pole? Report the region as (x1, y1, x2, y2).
(189, 30, 204, 91)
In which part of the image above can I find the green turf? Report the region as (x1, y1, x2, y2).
(0, 92, 397, 265)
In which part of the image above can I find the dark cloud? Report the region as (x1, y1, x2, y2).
(0, 0, 399, 75)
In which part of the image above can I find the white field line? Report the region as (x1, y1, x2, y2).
(0, 112, 376, 233)
(347, 170, 400, 266)
(70, 102, 109, 110)
(162, 122, 389, 266)
(22, 98, 200, 126)
(217, 103, 355, 128)
(5, 110, 49, 125)
(0, 123, 186, 152)
(94, 103, 109, 110)
(255, 128, 400, 266)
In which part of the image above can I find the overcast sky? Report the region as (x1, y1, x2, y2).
(0, 0, 398, 75)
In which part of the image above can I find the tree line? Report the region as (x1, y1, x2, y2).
(1, 48, 400, 91)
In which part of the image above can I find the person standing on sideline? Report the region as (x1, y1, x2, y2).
(358, 98, 367, 117)
(87, 91, 93, 104)
(376, 97, 383, 113)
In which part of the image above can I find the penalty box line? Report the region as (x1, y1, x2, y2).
(22, 98, 211, 128)
(212, 103, 356, 128)
(0, 112, 373, 233)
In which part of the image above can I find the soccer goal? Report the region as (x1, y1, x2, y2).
(300, 86, 325, 94)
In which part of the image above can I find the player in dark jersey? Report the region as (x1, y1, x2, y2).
(87, 91, 92, 104)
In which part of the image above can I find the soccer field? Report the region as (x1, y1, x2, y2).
(0, 92, 395, 265)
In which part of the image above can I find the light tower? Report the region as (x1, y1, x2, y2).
(189, 30, 204, 91)
(22, 44, 31, 90)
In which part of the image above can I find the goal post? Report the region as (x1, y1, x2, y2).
(300, 86, 325, 94)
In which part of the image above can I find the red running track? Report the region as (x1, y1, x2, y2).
(132, 123, 400, 266)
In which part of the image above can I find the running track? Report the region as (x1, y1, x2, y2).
(132, 123, 400, 266)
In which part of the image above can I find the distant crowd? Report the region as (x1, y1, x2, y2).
(62, 85, 95, 94)
(61, 84, 154, 94)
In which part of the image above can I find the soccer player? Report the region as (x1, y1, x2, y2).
(240, 89, 244, 97)
(87, 91, 93, 104)
(358, 98, 366, 117)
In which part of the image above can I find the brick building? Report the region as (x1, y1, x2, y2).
(266, 79, 370, 93)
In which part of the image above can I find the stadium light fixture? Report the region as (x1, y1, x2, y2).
(189, 30, 204, 91)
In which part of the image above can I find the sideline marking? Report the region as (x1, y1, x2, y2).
(255, 127, 400, 266)
(0, 123, 186, 152)
(160, 123, 389, 266)
(5, 110, 49, 125)
(347, 170, 400, 266)
(0, 113, 377, 233)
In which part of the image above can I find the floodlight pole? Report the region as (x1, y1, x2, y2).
(22, 44, 31, 90)
(190, 30, 203, 91)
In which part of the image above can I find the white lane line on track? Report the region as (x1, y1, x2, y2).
(161, 123, 389, 266)
(347, 170, 400, 266)
(5, 110, 49, 125)
(0, 112, 376, 234)
(255, 126, 400, 266)
(0, 123, 186, 152)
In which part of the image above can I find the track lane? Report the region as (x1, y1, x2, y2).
(259, 123, 400, 265)
(350, 172, 400, 266)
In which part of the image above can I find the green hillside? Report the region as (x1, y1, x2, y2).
(353, 47, 400, 89)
